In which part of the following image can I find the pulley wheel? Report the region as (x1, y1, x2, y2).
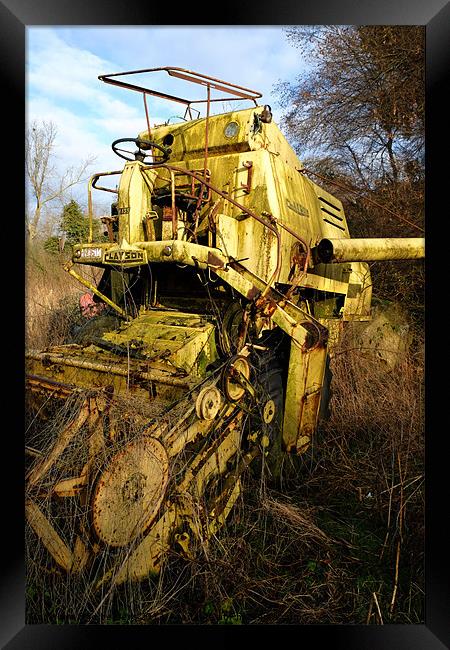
(220, 301, 244, 354)
(195, 386, 222, 420)
(91, 436, 169, 547)
(222, 356, 251, 402)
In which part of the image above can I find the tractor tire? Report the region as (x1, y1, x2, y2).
(249, 329, 288, 484)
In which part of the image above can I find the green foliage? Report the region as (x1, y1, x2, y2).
(105, 607, 134, 625)
(60, 199, 102, 247)
(203, 598, 243, 624)
(43, 235, 61, 255)
(61, 199, 88, 245)
(217, 598, 242, 625)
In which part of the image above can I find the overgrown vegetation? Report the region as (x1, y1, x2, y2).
(25, 243, 102, 349)
(25, 355, 424, 620)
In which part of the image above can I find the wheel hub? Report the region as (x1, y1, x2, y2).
(222, 356, 251, 402)
(263, 399, 276, 424)
(91, 436, 169, 547)
(195, 386, 222, 420)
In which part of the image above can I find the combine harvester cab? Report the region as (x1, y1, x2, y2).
(25, 67, 425, 589)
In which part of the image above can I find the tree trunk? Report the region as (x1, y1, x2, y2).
(28, 204, 41, 240)
(386, 136, 399, 184)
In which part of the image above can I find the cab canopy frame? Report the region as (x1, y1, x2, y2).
(98, 66, 262, 121)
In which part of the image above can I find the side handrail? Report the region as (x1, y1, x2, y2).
(152, 163, 311, 296)
(86, 162, 311, 299)
(146, 163, 285, 296)
(87, 171, 122, 243)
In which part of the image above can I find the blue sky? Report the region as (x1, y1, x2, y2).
(26, 26, 306, 214)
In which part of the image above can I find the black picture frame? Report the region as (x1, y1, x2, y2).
(4, 1, 447, 647)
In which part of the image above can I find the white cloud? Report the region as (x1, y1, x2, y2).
(26, 26, 305, 212)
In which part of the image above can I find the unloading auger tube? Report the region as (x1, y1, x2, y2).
(25, 66, 425, 590)
(314, 237, 425, 263)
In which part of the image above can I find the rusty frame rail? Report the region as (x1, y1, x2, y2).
(82, 161, 311, 305)
(88, 170, 122, 242)
(153, 163, 283, 295)
(147, 164, 312, 299)
(98, 67, 262, 107)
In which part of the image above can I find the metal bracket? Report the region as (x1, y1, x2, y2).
(240, 161, 253, 194)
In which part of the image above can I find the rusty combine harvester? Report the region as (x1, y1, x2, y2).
(25, 68, 425, 589)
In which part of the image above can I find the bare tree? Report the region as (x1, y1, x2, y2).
(276, 26, 425, 229)
(276, 26, 425, 313)
(26, 120, 96, 240)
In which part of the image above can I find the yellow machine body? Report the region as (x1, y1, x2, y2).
(25, 67, 425, 585)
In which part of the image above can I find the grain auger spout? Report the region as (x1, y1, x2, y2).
(313, 237, 425, 264)
(25, 66, 425, 593)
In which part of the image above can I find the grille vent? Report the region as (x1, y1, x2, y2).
(319, 196, 346, 232)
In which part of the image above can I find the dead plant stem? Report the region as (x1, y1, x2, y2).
(373, 591, 383, 624)
(389, 540, 401, 616)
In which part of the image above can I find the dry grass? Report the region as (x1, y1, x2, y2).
(298, 322, 425, 624)
(25, 244, 102, 348)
